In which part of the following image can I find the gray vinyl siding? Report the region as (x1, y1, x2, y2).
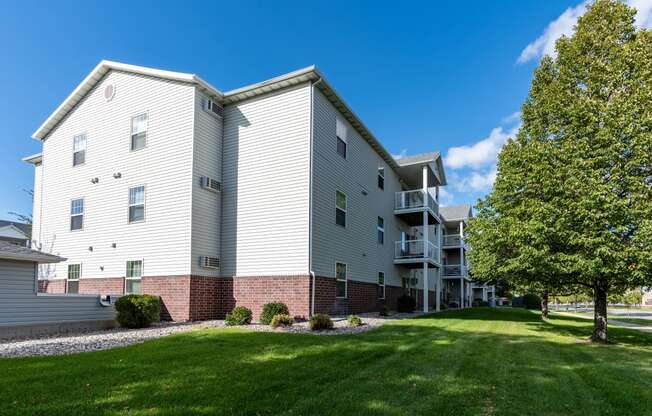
(311, 88, 413, 288)
(221, 84, 311, 277)
(0, 260, 114, 327)
(190, 89, 223, 276)
(37, 70, 195, 280)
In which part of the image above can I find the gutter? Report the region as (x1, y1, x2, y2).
(308, 77, 323, 317)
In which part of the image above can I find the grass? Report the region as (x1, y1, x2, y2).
(1, 308, 652, 416)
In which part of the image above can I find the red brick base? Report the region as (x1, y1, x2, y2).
(36, 274, 426, 322)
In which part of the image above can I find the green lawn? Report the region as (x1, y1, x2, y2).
(2, 308, 652, 416)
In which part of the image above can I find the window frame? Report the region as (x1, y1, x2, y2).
(128, 185, 146, 224)
(70, 198, 84, 231)
(336, 117, 347, 159)
(125, 259, 143, 294)
(335, 261, 347, 298)
(67, 263, 81, 294)
(130, 112, 148, 152)
(377, 167, 385, 190)
(72, 133, 87, 167)
(335, 190, 347, 228)
(377, 216, 385, 245)
(378, 271, 385, 299)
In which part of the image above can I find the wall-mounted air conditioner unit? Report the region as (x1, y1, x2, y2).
(200, 176, 221, 193)
(200, 256, 220, 269)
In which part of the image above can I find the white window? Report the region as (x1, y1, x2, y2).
(335, 191, 347, 227)
(131, 113, 148, 151)
(377, 216, 385, 244)
(378, 271, 385, 299)
(128, 186, 145, 223)
(336, 117, 347, 159)
(377, 167, 385, 190)
(336, 262, 347, 298)
(125, 260, 143, 294)
(70, 198, 84, 231)
(67, 264, 81, 294)
(73, 134, 86, 166)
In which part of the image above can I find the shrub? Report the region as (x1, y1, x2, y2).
(397, 295, 417, 313)
(347, 315, 363, 327)
(309, 314, 333, 331)
(480, 300, 490, 307)
(270, 314, 294, 328)
(115, 294, 161, 328)
(225, 306, 253, 326)
(523, 294, 542, 310)
(472, 300, 481, 307)
(379, 305, 389, 316)
(260, 302, 290, 325)
(440, 303, 448, 310)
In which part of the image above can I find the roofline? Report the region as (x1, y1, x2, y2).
(0, 223, 30, 238)
(32, 60, 223, 140)
(0, 251, 65, 263)
(22, 152, 42, 165)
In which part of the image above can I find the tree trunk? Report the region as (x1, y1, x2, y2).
(592, 280, 608, 343)
(541, 289, 549, 319)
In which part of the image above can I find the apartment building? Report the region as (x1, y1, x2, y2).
(25, 61, 449, 321)
(440, 205, 495, 307)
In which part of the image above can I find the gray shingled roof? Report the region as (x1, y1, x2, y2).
(394, 152, 441, 166)
(439, 204, 472, 222)
(0, 241, 64, 263)
(0, 220, 31, 237)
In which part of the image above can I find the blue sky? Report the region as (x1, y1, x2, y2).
(2, 0, 651, 220)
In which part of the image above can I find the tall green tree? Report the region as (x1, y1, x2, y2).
(468, 0, 652, 343)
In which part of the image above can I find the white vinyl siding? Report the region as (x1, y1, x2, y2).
(311, 88, 426, 289)
(36, 70, 194, 280)
(221, 83, 311, 276)
(191, 90, 223, 276)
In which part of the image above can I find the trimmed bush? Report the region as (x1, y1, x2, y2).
(309, 314, 333, 331)
(260, 302, 290, 325)
(523, 294, 542, 310)
(270, 314, 294, 328)
(347, 315, 363, 327)
(115, 294, 161, 328)
(225, 306, 253, 326)
(379, 306, 389, 316)
(480, 300, 490, 307)
(472, 300, 481, 307)
(397, 295, 417, 313)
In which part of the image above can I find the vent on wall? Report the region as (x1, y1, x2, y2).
(200, 256, 220, 269)
(200, 176, 221, 193)
(202, 97, 223, 117)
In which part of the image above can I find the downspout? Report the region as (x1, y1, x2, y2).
(309, 77, 323, 317)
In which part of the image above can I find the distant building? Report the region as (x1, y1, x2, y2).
(643, 289, 652, 306)
(0, 220, 31, 246)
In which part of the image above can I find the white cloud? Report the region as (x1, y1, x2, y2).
(443, 113, 520, 170)
(449, 168, 498, 193)
(392, 148, 408, 159)
(438, 188, 455, 206)
(517, 0, 652, 64)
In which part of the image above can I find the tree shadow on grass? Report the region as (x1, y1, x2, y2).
(1, 310, 652, 416)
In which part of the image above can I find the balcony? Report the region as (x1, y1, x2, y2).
(442, 264, 468, 277)
(442, 234, 464, 248)
(394, 239, 440, 268)
(394, 190, 440, 225)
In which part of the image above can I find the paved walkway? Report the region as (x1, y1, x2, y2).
(554, 311, 652, 333)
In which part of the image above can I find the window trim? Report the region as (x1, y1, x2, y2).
(70, 198, 84, 232)
(125, 259, 144, 294)
(72, 133, 87, 167)
(377, 167, 385, 190)
(67, 263, 81, 294)
(377, 216, 385, 245)
(336, 117, 348, 159)
(335, 261, 347, 299)
(130, 112, 148, 152)
(378, 271, 385, 299)
(128, 185, 146, 224)
(335, 190, 347, 228)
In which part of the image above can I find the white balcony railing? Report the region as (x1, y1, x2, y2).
(394, 190, 438, 214)
(443, 234, 463, 247)
(443, 264, 467, 277)
(394, 239, 440, 263)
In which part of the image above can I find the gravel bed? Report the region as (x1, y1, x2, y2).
(0, 312, 425, 358)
